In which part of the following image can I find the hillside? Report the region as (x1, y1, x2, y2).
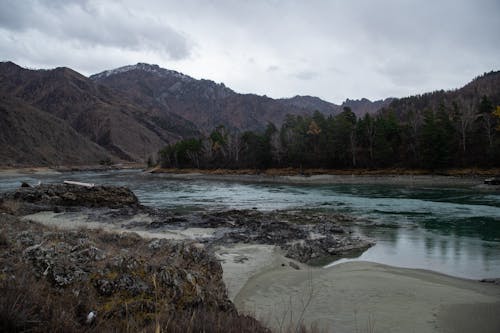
(157, 71, 500, 170)
(341, 97, 394, 117)
(0, 94, 110, 166)
(384, 71, 500, 120)
(278, 95, 339, 115)
(278, 96, 393, 118)
(0, 61, 199, 164)
(92, 63, 383, 132)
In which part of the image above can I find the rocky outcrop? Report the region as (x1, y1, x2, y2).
(282, 237, 373, 264)
(148, 209, 374, 265)
(0, 213, 267, 332)
(1, 183, 140, 214)
(2, 184, 374, 265)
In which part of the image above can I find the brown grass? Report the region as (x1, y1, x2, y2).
(0, 214, 271, 333)
(0, 269, 269, 333)
(0, 199, 22, 215)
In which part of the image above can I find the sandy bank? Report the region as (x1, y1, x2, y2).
(233, 260, 500, 333)
(0, 167, 61, 176)
(0, 163, 145, 175)
(216, 244, 289, 300)
(150, 172, 488, 187)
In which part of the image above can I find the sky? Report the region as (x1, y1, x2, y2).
(1, 0, 499, 103)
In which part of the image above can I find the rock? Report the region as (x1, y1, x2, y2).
(289, 261, 300, 270)
(0, 213, 267, 332)
(283, 236, 374, 264)
(86, 311, 96, 324)
(1, 183, 141, 214)
(484, 177, 500, 185)
(196, 209, 371, 264)
(480, 278, 500, 285)
(95, 278, 116, 296)
(21, 182, 31, 188)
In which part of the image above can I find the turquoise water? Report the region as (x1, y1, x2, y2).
(1, 170, 499, 279)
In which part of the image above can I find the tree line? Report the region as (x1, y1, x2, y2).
(158, 96, 500, 170)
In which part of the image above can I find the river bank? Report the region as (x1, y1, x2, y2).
(150, 170, 489, 187)
(2, 180, 499, 332)
(0, 163, 145, 176)
(17, 209, 500, 333)
(1, 166, 498, 188)
(232, 257, 500, 333)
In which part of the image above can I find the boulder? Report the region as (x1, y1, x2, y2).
(1, 183, 140, 214)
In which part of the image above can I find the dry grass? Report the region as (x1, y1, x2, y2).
(0, 199, 22, 215)
(0, 214, 271, 333)
(0, 269, 269, 333)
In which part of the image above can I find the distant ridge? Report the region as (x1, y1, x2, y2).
(1, 60, 498, 166)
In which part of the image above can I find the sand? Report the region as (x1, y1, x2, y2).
(0, 167, 61, 176)
(231, 257, 500, 333)
(216, 244, 284, 300)
(21, 212, 500, 332)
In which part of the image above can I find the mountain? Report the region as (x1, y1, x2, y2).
(2, 60, 497, 167)
(341, 98, 394, 117)
(278, 95, 339, 115)
(277, 96, 393, 118)
(383, 70, 500, 120)
(0, 61, 199, 164)
(0, 94, 110, 166)
(91, 64, 333, 132)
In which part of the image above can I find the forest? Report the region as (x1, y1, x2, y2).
(158, 95, 500, 171)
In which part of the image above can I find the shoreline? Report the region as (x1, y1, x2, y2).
(233, 258, 500, 333)
(1, 165, 498, 187)
(16, 210, 500, 333)
(150, 171, 489, 187)
(3, 179, 500, 332)
(151, 166, 500, 177)
(0, 163, 145, 175)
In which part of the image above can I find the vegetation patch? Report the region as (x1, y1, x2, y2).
(0, 214, 268, 332)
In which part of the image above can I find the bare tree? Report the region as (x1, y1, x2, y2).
(455, 98, 479, 153)
(407, 109, 423, 162)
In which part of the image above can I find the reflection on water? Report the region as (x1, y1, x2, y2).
(327, 224, 500, 279)
(1, 170, 499, 278)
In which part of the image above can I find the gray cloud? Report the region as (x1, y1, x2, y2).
(293, 70, 319, 81)
(0, 0, 192, 60)
(267, 65, 279, 72)
(1, 0, 499, 102)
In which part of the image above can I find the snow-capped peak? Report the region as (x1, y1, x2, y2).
(90, 63, 194, 81)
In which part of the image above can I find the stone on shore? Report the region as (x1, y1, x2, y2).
(1, 183, 140, 214)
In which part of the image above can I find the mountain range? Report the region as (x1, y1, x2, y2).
(0, 61, 497, 166)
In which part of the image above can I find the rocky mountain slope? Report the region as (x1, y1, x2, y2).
(341, 97, 394, 117)
(92, 64, 392, 132)
(0, 61, 198, 165)
(278, 95, 393, 117)
(0, 94, 110, 166)
(278, 95, 339, 115)
(91, 63, 317, 132)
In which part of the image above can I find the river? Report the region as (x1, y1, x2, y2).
(1, 169, 499, 279)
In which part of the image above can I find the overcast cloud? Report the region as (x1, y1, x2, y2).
(1, 0, 499, 102)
